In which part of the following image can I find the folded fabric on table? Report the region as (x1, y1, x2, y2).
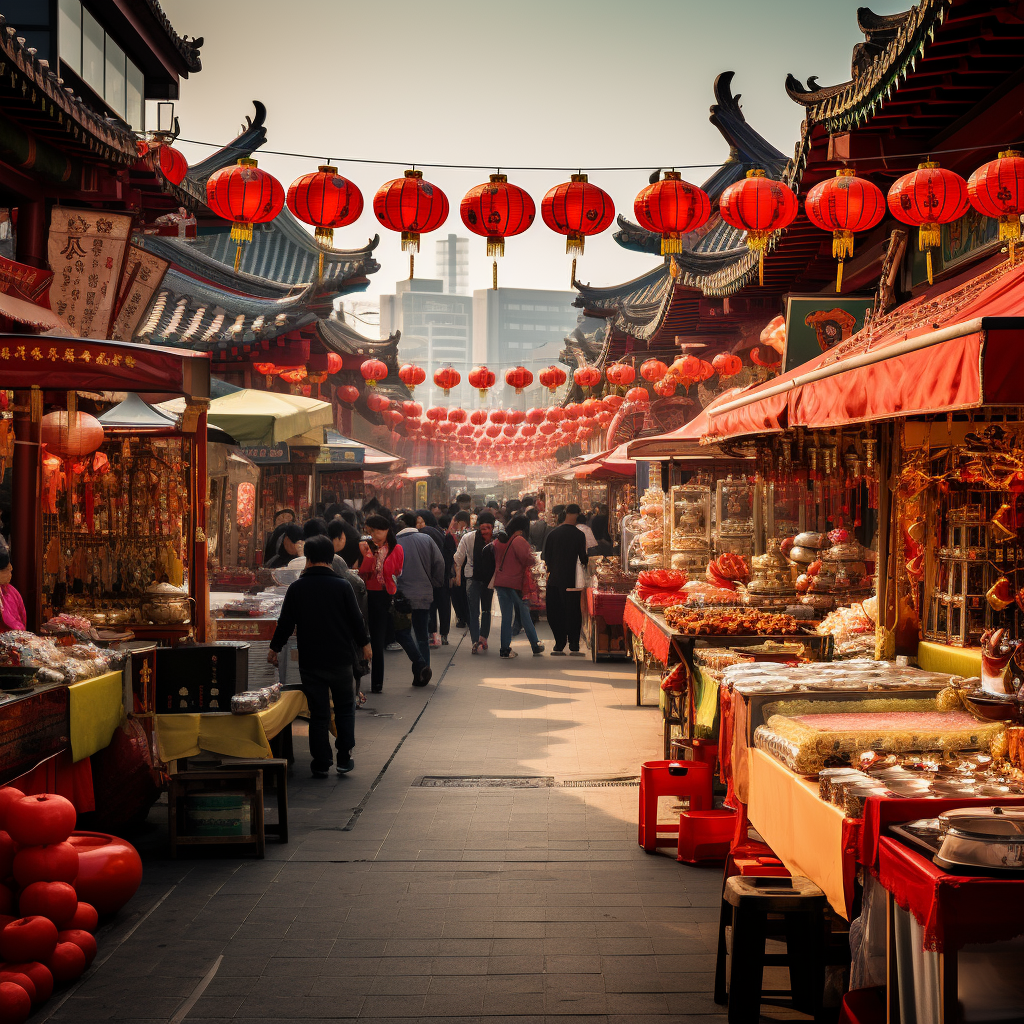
(755, 709, 1002, 774)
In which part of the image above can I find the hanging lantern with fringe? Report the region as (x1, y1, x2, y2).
(718, 169, 798, 286)
(360, 358, 388, 388)
(541, 174, 615, 255)
(634, 171, 710, 255)
(287, 165, 363, 275)
(968, 150, 1024, 262)
(461, 174, 535, 258)
(373, 170, 449, 254)
(206, 158, 284, 271)
(433, 366, 461, 397)
(468, 365, 496, 400)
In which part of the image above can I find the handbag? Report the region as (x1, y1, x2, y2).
(391, 588, 412, 632)
(521, 569, 539, 605)
(489, 540, 514, 591)
(567, 558, 587, 592)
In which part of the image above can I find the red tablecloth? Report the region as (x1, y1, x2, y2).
(587, 589, 627, 623)
(877, 835, 1024, 952)
(859, 795, 1024, 871)
(622, 598, 675, 666)
(11, 750, 95, 812)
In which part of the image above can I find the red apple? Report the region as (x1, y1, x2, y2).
(46, 941, 85, 983)
(18, 882, 77, 927)
(0, 916, 58, 963)
(67, 902, 98, 933)
(0, 972, 34, 1004)
(57, 929, 96, 966)
(0, 916, 16, 930)
(12, 843, 78, 886)
(5, 795, 76, 847)
(0, 832, 16, 879)
(0, 980, 30, 1023)
(0, 789, 24, 830)
(2, 962, 52, 1004)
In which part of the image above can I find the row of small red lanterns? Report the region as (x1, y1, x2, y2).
(148, 138, 1024, 289)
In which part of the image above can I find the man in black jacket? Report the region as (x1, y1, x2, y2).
(269, 536, 372, 778)
(542, 503, 588, 656)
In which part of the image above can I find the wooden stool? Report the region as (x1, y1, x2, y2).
(714, 874, 826, 1023)
(183, 757, 289, 843)
(168, 770, 265, 859)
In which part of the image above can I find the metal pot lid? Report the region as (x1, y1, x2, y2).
(938, 806, 1024, 840)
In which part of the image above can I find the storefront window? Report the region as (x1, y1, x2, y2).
(126, 59, 144, 131)
(81, 7, 103, 96)
(58, 0, 81, 75)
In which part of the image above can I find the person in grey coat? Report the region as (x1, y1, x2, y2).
(396, 513, 445, 686)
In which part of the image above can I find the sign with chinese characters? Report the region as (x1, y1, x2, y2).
(316, 445, 364, 465)
(0, 255, 53, 304)
(110, 245, 169, 342)
(240, 444, 290, 464)
(47, 208, 132, 339)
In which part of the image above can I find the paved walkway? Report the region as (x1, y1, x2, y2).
(49, 620, 726, 1023)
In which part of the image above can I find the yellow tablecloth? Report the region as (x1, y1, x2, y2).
(747, 748, 851, 918)
(917, 642, 982, 679)
(68, 670, 124, 762)
(154, 690, 307, 763)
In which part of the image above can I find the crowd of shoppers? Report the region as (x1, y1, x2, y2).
(265, 492, 610, 776)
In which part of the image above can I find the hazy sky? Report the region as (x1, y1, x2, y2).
(160, 0, 908, 302)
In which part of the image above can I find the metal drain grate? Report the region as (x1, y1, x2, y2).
(413, 776, 640, 789)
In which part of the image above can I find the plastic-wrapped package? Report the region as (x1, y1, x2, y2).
(725, 659, 965, 695)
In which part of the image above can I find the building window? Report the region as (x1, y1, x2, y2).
(81, 6, 103, 96)
(126, 59, 144, 130)
(104, 35, 125, 116)
(58, 0, 81, 74)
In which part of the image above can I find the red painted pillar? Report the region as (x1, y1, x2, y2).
(15, 200, 47, 269)
(192, 411, 209, 642)
(12, 394, 41, 629)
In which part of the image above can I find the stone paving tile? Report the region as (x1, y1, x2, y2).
(53, 627, 729, 1022)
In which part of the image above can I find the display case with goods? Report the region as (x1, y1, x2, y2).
(207, 446, 260, 580)
(714, 475, 756, 559)
(665, 483, 712, 572)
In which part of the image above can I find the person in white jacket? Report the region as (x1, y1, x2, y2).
(453, 511, 496, 653)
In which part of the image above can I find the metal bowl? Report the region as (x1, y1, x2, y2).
(959, 690, 1024, 725)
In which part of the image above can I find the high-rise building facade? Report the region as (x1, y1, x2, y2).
(435, 234, 469, 295)
(379, 278, 473, 408)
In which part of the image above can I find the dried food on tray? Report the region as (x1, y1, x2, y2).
(755, 710, 1003, 774)
(816, 603, 876, 657)
(724, 658, 963, 695)
(0, 630, 123, 683)
(663, 607, 799, 636)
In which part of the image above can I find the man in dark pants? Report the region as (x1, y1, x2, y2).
(268, 536, 371, 778)
(542, 503, 588, 656)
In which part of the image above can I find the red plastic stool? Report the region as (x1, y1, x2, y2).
(726, 840, 790, 879)
(677, 808, 736, 864)
(671, 737, 719, 770)
(638, 760, 714, 852)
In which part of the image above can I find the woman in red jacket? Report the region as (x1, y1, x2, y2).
(491, 514, 544, 659)
(358, 515, 404, 692)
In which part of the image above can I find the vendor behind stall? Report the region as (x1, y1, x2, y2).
(0, 537, 25, 631)
(265, 523, 304, 569)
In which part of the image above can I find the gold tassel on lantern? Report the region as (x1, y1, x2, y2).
(487, 238, 505, 258)
(746, 230, 770, 286)
(401, 231, 420, 253)
(833, 229, 854, 292)
(661, 233, 683, 255)
(565, 232, 585, 256)
(919, 222, 941, 286)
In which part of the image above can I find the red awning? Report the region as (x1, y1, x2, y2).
(0, 334, 210, 398)
(0, 293, 74, 334)
(573, 443, 635, 480)
(626, 389, 753, 460)
(705, 262, 1024, 441)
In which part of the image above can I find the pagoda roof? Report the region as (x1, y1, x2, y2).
(317, 316, 400, 357)
(138, 0, 203, 74)
(188, 102, 269, 182)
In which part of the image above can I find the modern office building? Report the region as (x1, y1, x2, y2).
(379, 278, 473, 407)
(435, 234, 469, 294)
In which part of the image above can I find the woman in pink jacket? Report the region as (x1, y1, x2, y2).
(358, 515, 404, 692)
(491, 515, 544, 659)
(0, 540, 26, 632)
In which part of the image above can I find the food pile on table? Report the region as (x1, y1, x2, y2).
(0, 630, 125, 686)
(663, 607, 800, 636)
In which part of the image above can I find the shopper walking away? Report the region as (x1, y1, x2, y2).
(542, 503, 588, 656)
(358, 514, 404, 693)
(268, 536, 370, 777)
(491, 515, 544, 659)
(454, 511, 496, 654)
(415, 508, 448, 647)
(527, 506, 550, 551)
(329, 519, 369, 624)
(575, 512, 598, 553)
(587, 514, 615, 556)
(445, 511, 471, 627)
(396, 513, 445, 685)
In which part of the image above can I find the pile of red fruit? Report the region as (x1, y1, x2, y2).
(0, 788, 99, 1023)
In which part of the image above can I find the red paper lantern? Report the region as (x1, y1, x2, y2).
(604, 394, 624, 411)
(573, 366, 601, 392)
(469, 409, 488, 426)
(468, 365, 496, 399)
(505, 408, 525, 425)
(887, 162, 969, 284)
(545, 406, 566, 423)
(489, 409, 507, 424)
(398, 362, 427, 392)
(596, 411, 612, 427)
(505, 366, 534, 394)
(502, 423, 518, 438)
(652, 378, 676, 397)
(625, 387, 650, 405)
(968, 150, 1024, 257)
(433, 366, 461, 396)
(401, 400, 422, 418)
(384, 409, 404, 428)
(360, 358, 388, 387)
(456, 423, 475, 438)
(805, 168, 885, 291)
(712, 352, 742, 378)
(365, 393, 390, 414)
(581, 397, 603, 416)
(206, 158, 284, 249)
(525, 408, 546, 425)
(278, 366, 308, 385)
(336, 384, 360, 404)
(437, 420, 457, 436)
(154, 141, 188, 186)
(447, 407, 467, 424)
(605, 363, 635, 388)
(373, 169, 449, 253)
(639, 359, 668, 383)
(324, 353, 343, 376)
(538, 365, 567, 393)
(634, 171, 711, 254)
(539, 421, 558, 436)
(485, 423, 502, 438)
(405, 417, 422, 432)
(425, 406, 447, 422)
(541, 174, 615, 254)
(521, 422, 537, 437)
(41, 412, 104, 459)
(461, 174, 535, 257)
(718, 169, 799, 285)
(287, 165, 363, 250)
